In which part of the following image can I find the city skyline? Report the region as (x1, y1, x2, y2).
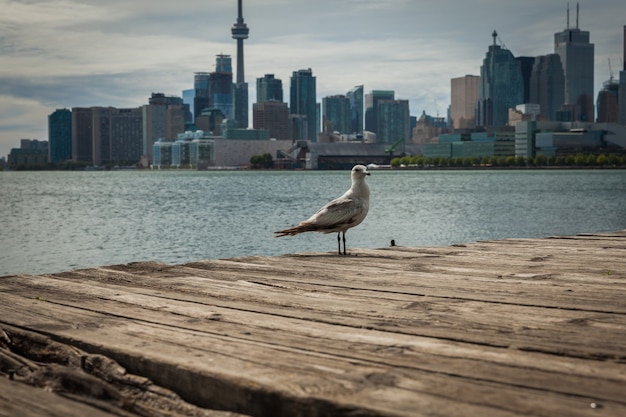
(0, 0, 623, 158)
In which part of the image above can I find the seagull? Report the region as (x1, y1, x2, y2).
(274, 164, 371, 255)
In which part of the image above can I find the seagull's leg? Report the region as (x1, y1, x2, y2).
(342, 232, 347, 255)
(337, 232, 341, 255)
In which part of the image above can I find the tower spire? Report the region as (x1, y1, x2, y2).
(231, 0, 249, 85)
(231, 0, 249, 128)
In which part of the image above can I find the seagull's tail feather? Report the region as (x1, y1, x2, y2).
(274, 221, 319, 237)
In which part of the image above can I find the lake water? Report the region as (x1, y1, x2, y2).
(1, 169, 625, 276)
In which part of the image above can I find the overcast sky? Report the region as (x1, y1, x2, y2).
(0, 0, 623, 158)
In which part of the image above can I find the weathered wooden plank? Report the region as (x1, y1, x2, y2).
(1, 230, 626, 416)
(2, 270, 625, 361)
(0, 325, 249, 417)
(0, 377, 125, 417)
(3, 294, 623, 417)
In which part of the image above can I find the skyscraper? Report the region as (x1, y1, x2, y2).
(530, 54, 565, 121)
(253, 101, 289, 139)
(596, 82, 619, 123)
(290, 68, 317, 141)
(450, 75, 479, 129)
(346, 85, 364, 134)
(477, 31, 524, 127)
(257, 74, 283, 102)
(364, 90, 394, 134)
(210, 54, 234, 120)
(322, 95, 351, 134)
(516, 56, 535, 104)
(193, 72, 210, 122)
(143, 93, 185, 162)
(92, 107, 143, 165)
(48, 108, 72, 163)
(71, 107, 93, 163)
(554, 3, 594, 121)
(377, 100, 410, 144)
(232, 0, 249, 128)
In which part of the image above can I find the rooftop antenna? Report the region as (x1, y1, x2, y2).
(567, 3, 570, 29)
(576, 2, 579, 29)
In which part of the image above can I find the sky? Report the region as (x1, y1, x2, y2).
(0, 0, 623, 159)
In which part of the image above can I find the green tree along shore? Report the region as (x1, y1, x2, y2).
(250, 153, 274, 169)
(1, 161, 136, 171)
(3, 152, 626, 171)
(390, 153, 626, 169)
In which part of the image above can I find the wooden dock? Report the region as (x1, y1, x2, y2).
(1, 231, 626, 417)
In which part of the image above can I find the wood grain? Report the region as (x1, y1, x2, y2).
(1, 231, 625, 416)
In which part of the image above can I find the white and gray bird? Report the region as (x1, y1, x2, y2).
(274, 164, 370, 255)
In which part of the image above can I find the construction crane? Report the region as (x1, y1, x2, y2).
(385, 138, 405, 159)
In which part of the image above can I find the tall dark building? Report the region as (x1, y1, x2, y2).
(143, 93, 185, 162)
(194, 56, 234, 125)
(596, 82, 619, 123)
(48, 108, 72, 163)
(516, 57, 535, 104)
(193, 72, 210, 121)
(477, 31, 524, 127)
(92, 107, 143, 165)
(210, 54, 234, 120)
(364, 90, 394, 134)
(322, 95, 351, 134)
(257, 74, 283, 102)
(554, 3, 594, 121)
(377, 100, 410, 144)
(253, 101, 289, 139)
(71, 107, 93, 163)
(347, 85, 364, 134)
(290, 69, 317, 141)
(530, 54, 565, 121)
(232, 0, 249, 128)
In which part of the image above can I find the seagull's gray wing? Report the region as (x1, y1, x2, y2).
(307, 195, 364, 228)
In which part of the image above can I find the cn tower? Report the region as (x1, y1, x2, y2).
(231, 0, 249, 127)
(231, 0, 249, 85)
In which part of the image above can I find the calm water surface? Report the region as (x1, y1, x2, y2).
(1, 169, 625, 276)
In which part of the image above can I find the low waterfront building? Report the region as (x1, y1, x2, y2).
(298, 142, 421, 170)
(7, 139, 49, 168)
(152, 139, 173, 168)
(157, 130, 292, 169)
(171, 132, 196, 168)
(423, 131, 515, 159)
(515, 121, 626, 157)
(221, 119, 270, 140)
(535, 130, 603, 157)
(190, 137, 214, 169)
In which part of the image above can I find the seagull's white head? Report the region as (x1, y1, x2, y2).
(351, 164, 370, 179)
